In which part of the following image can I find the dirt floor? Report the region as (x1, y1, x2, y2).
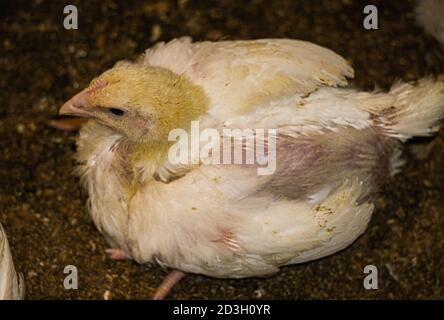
(0, 0, 443, 299)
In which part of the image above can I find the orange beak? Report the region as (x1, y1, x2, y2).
(59, 89, 94, 118)
(59, 79, 108, 117)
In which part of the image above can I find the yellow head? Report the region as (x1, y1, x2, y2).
(59, 62, 209, 147)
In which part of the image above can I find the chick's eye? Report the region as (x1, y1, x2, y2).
(108, 108, 126, 116)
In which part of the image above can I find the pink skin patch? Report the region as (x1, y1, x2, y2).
(212, 228, 240, 251)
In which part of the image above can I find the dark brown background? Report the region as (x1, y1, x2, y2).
(0, 0, 443, 299)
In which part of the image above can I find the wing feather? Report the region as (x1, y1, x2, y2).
(140, 37, 354, 118)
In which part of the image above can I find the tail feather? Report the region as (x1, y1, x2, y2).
(380, 77, 444, 141)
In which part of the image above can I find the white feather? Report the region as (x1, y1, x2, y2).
(0, 223, 24, 300)
(141, 37, 354, 119)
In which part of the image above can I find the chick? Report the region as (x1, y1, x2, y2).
(60, 38, 444, 299)
(0, 223, 24, 300)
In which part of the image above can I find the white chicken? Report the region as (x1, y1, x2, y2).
(0, 223, 24, 300)
(59, 38, 444, 298)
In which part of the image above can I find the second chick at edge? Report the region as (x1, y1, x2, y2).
(59, 37, 444, 299)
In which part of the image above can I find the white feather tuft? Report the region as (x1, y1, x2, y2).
(381, 77, 444, 141)
(0, 223, 24, 300)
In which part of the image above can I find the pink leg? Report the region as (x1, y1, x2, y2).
(153, 270, 186, 300)
(105, 248, 130, 260)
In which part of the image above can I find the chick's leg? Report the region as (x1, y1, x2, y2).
(153, 270, 186, 300)
(105, 248, 130, 260)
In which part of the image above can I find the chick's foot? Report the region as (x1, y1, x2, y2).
(153, 270, 186, 300)
(105, 248, 130, 260)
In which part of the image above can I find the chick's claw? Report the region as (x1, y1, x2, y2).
(152, 270, 186, 300)
(105, 248, 130, 260)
